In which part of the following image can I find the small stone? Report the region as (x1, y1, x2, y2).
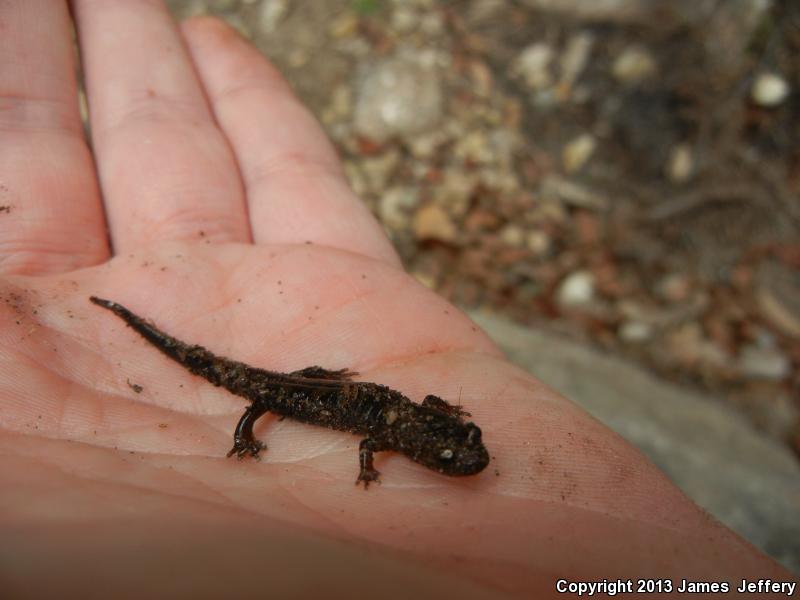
(499, 225, 525, 247)
(432, 168, 477, 217)
(531, 199, 568, 223)
(612, 45, 656, 84)
(540, 176, 609, 210)
(667, 143, 693, 183)
(287, 48, 309, 68)
(751, 72, 790, 108)
(559, 32, 594, 90)
(512, 43, 554, 90)
(487, 128, 519, 168)
(738, 344, 790, 380)
(379, 186, 420, 229)
(556, 270, 595, 307)
(618, 320, 653, 342)
(469, 60, 494, 97)
(413, 205, 457, 242)
(757, 291, 800, 338)
(258, 0, 289, 33)
(453, 130, 493, 165)
(323, 85, 353, 123)
(354, 54, 444, 142)
(329, 13, 358, 38)
(665, 323, 730, 370)
(407, 130, 449, 159)
(518, 0, 648, 22)
(656, 273, 692, 303)
(562, 133, 596, 173)
(617, 300, 673, 326)
(360, 149, 401, 193)
(478, 167, 520, 195)
(344, 161, 368, 197)
(391, 6, 419, 32)
(412, 270, 437, 289)
(526, 230, 551, 255)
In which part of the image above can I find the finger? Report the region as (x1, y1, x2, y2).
(71, 0, 250, 250)
(180, 17, 400, 267)
(0, 0, 108, 275)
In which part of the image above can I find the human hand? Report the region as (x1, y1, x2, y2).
(0, 2, 791, 598)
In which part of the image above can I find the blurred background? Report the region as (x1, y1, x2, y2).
(165, 0, 799, 572)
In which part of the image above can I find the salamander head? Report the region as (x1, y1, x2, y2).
(410, 418, 489, 477)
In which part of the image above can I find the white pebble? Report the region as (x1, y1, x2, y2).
(512, 43, 554, 90)
(667, 144, 693, 183)
(752, 72, 790, 107)
(562, 134, 596, 173)
(556, 271, 595, 307)
(738, 344, 790, 380)
(619, 320, 653, 343)
(258, 0, 289, 33)
(612, 46, 656, 84)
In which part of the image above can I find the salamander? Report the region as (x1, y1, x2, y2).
(89, 297, 489, 487)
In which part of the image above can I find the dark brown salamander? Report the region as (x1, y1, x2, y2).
(90, 297, 489, 487)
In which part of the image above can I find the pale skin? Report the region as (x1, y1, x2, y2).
(0, 2, 794, 598)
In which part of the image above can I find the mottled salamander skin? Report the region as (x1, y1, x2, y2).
(90, 297, 489, 487)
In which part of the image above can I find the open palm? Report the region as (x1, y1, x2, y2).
(0, 3, 789, 598)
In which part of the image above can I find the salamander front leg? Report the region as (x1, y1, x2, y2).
(356, 438, 383, 489)
(422, 394, 470, 419)
(227, 403, 270, 460)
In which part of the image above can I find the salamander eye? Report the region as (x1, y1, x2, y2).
(439, 449, 454, 460)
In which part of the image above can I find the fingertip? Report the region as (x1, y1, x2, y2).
(180, 13, 291, 96)
(179, 16, 262, 66)
(179, 14, 232, 40)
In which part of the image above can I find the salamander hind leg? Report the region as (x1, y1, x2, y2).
(227, 437, 266, 459)
(290, 366, 358, 381)
(422, 394, 471, 418)
(227, 404, 269, 460)
(356, 438, 382, 489)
